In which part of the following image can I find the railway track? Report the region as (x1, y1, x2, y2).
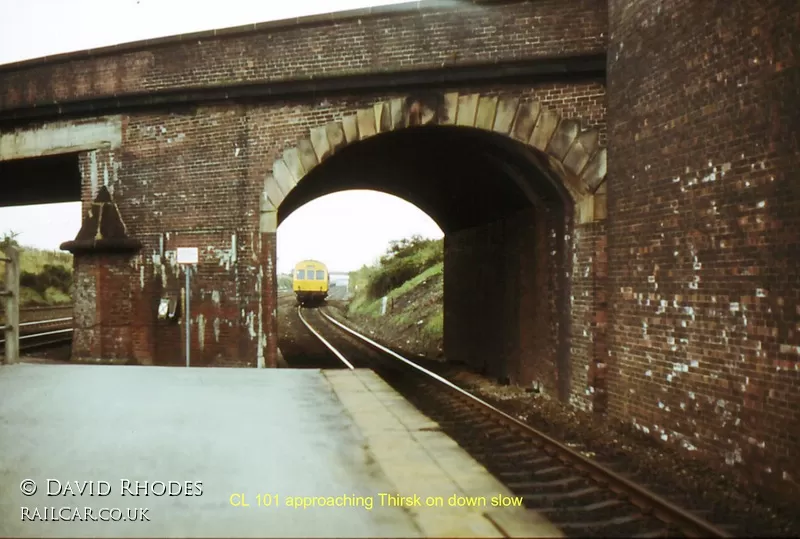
(296, 305, 733, 538)
(1, 316, 73, 356)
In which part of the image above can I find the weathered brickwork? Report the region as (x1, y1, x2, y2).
(55, 81, 608, 387)
(444, 210, 557, 389)
(607, 0, 800, 494)
(3, 0, 798, 506)
(0, 0, 606, 111)
(71, 254, 138, 361)
(571, 220, 608, 412)
(443, 203, 605, 406)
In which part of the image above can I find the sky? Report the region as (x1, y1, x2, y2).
(0, 0, 444, 275)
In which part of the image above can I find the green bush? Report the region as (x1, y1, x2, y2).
(365, 235, 443, 300)
(346, 235, 444, 320)
(44, 287, 72, 304)
(19, 288, 46, 306)
(20, 264, 72, 297)
(0, 232, 73, 307)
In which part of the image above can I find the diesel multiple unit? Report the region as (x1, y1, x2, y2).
(292, 260, 329, 306)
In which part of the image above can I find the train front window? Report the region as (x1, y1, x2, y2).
(316, 270, 325, 280)
(307, 269, 315, 280)
(296, 270, 305, 279)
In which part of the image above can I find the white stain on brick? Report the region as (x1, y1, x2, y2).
(197, 314, 206, 352)
(724, 447, 743, 466)
(778, 344, 800, 355)
(246, 311, 257, 340)
(209, 244, 236, 271)
(256, 266, 265, 368)
(89, 150, 98, 197)
(701, 170, 717, 183)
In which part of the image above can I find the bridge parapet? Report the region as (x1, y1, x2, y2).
(0, 0, 606, 116)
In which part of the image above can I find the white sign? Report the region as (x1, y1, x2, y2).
(177, 247, 199, 265)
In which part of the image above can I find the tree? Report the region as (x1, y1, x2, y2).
(1, 230, 21, 249)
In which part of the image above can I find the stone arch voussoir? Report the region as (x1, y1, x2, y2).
(260, 92, 607, 232)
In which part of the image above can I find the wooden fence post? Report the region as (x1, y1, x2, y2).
(2, 245, 20, 364)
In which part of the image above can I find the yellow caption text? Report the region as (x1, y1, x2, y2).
(229, 493, 523, 511)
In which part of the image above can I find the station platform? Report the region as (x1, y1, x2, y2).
(0, 363, 562, 538)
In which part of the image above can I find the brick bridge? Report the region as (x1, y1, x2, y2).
(1, 0, 798, 495)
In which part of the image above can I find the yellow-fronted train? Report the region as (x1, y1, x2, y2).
(292, 259, 329, 306)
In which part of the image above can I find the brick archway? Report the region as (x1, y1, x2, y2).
(259, 91, 607, 233)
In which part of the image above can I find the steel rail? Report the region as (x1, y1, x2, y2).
(316, 308, 731, 539)
(296, 307, 354, 370)
(20, 328, 73, 340)
(1, 328, 73, 347)
(20, 317, 73, 328)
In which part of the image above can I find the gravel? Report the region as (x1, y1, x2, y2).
(328, 303, 800, 537)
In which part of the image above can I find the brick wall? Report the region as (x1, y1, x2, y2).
(61, 80, 607, 404)
(71, 254, 138, 361)
(607, 0, 800, 493)
(571, 220, 608, 411)
(444, 205, 588, 402)
(0, 0, 606, 111)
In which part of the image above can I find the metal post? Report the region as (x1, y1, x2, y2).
(3, 246, 20, 364)
(185, 266, 191, 368)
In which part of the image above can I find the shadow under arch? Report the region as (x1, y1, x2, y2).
(275, 124, 575, 401)
(278, 125, 574, 230)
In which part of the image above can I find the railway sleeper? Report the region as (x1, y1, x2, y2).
(555, 513, 649, 531)
(521, 486, 606, 507)
(434, 414, 486, 425)
(481, 448, 544, 462)
(542, 507, 642, 527)
(578, 517, 672, 538)
(456, 432, 520, 446)
(488, 445, 546, 459)
(478, 439, 532, 453)
(449, 437, 521, 451)
(493, 455, 553, 471)
(536, 498, 626, 515)
(630, 529, 675, 538)
(531, 464, 570, 477)
(497, 465, 574, 483)
(476, 428, 513, 440)
(506, 475, 586, 492)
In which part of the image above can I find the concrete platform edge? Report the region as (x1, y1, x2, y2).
(322, 369, 564, 538)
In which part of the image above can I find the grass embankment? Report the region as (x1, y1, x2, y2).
(340, 235, 444, 359)
(0, 239, 73, 307)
